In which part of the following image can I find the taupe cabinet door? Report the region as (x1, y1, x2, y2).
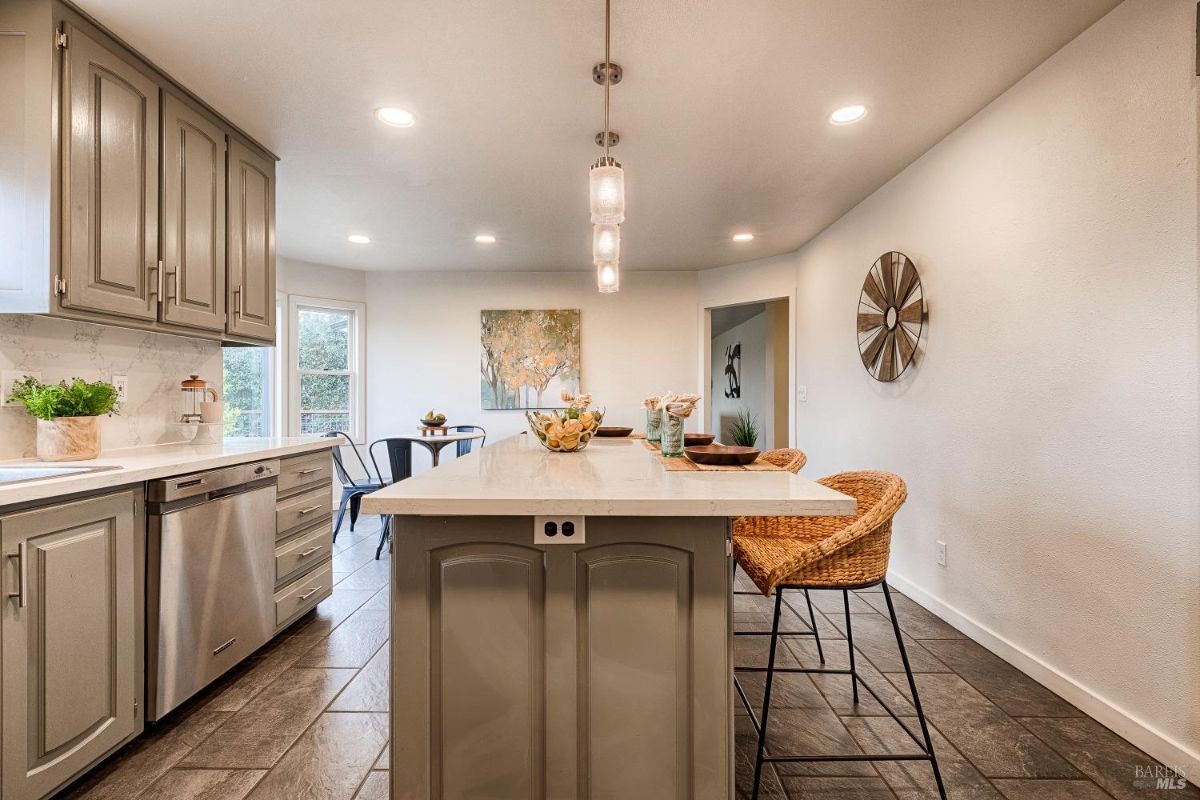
(1, 491, 141, 800)
(161, 91, 227, 331)
(60, 24, 159, 321)
(392, 516, 733, 800)
(226, 138, 276, 342)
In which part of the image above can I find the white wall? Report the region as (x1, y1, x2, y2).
(278, 256, 367, 304)
(699, 0, 1199, 772)
(365, 270, 700, 473)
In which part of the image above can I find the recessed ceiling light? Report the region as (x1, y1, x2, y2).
(347, 234, 371, 244)
(375, 107, 415, 128)
(732, 232, 755, 242)
(474, 234, 497, 244)
(829, 104, 868, 125)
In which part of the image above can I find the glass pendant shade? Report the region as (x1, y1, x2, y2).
(593, 223, 620, 263)
(596, 260, 619, 293)
(589, 162, 625, 224)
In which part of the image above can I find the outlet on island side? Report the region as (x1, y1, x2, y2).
(534, 515, 586, 544)
(936, 540, 947, 567)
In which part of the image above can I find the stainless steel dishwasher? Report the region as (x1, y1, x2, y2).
(146, 459, 280, 720)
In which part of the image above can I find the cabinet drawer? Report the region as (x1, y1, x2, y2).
(278, 450, 333, 497)
(274, 562, 332, 630)
(276, 523, 331, 587)
(275, 485, 331, 538)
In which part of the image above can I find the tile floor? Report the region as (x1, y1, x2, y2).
(60, 517, 1195, 800)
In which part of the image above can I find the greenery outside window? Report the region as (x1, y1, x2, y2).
(223, 303, 282, 437)
(288, 296, 366, 442)
(223, 348, 272, 436)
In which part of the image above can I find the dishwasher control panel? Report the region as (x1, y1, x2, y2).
(149, 459, 280, 502)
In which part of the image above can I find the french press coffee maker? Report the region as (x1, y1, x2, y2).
(179, 374, 218, 424)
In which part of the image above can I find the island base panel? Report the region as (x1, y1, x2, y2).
(391, 515, 733, 800)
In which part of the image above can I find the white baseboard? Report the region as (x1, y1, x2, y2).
(886, 569, 1200, 779)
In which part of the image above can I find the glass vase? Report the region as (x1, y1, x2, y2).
(645, 408, 662, 444)
(660, 412, 685, 457)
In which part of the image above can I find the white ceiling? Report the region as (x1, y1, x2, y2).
(80, 0, 1119, 273)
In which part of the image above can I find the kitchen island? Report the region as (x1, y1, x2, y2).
(362, 433, 854, 800)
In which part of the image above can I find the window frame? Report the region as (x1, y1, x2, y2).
(286, 294, 367, 443)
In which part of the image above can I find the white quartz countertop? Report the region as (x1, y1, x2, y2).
(361, 434, 856, 517)
(0, 437, 334, 508)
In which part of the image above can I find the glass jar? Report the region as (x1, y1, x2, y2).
(660, 412, 685, 457)
(645, 408, 663, 444)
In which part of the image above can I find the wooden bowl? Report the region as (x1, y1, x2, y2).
(684, 445, 760, 466)
(420, 419, 447, 428)
(596, 426, 634, 437)
(684, 433, 715, 446)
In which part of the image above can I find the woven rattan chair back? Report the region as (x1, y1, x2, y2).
(734, 470, 906, 594)
(758, 448, 807, 473)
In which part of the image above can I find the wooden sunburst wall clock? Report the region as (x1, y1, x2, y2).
(857, 251, 926, 382)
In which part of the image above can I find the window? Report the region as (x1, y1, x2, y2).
(222, 302, 282, 438)
(222, 347, 274, 436)
(288, 296, 365, 441)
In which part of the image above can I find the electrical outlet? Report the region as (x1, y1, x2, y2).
(797, 385, 807, 402)
(936, 541, 947, 567)
(1, 370, 41, 407)
(112, 375, 129, 404)
(534, 515, 586, 544)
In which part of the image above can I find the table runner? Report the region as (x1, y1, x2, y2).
(637, 439, 783, 472)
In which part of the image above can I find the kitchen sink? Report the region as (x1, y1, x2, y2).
(0, 465, 120, 486)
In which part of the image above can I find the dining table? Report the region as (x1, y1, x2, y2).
(384, 430, 485, 467)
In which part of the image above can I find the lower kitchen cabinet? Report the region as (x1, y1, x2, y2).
(1, 490, 143, 800)
(391, 515, 732, 800)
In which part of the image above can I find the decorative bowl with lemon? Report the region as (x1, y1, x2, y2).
(527, 392, 604, 452)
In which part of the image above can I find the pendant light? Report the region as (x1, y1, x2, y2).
(591, 0, 624, 291)
(593, 223, 620, 263)
(597, 260, 619, 293)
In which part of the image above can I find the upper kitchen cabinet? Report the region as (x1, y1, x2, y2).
(60, 22, 159, 322)
(161, 91, 227, 333)
(0, 0, 278, 345)
(226, 138, 277, 342)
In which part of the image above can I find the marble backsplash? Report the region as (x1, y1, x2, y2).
(0, 315, 223, 460)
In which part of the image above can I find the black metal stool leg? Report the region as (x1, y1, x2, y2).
(843, 589, 860, 704)
(803, 589, 825, 664)
(881, 581, 947, 800)
(750, 588, 784, 800)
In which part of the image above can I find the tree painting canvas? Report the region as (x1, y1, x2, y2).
(481, 309, 581, 410)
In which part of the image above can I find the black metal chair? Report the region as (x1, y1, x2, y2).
(323, 431, 384, 542)
(368, 438, 416, 560)
(451, 425, 487, 457)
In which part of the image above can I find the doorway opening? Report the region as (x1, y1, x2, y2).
(708, 298, 789, 449)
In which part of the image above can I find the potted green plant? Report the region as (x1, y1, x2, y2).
(729, 408, 759, 448)
(6, 377, 120, 461)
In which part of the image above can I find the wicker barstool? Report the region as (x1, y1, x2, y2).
(733, 471, 947, 800)
(732, 449, 828, 666)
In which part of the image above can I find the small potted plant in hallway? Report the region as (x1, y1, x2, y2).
(7, 377, 119, 461)
(730, 408, 759, 447)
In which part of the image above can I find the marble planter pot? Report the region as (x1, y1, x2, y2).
(36, 416, 101, 461)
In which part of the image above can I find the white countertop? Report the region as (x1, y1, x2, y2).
(0, 437, 334, 508)
(361, 434, 856, 517)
